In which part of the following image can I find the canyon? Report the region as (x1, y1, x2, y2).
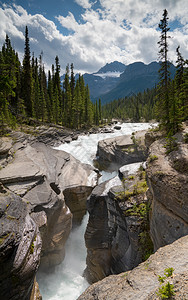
(0, 122, 188, 299)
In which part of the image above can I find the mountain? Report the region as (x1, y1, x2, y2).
(60, 61, 176, 104)
(83, 61, 176, 104)
(82, 61, 126, 100)
(94, 61, 126, 75)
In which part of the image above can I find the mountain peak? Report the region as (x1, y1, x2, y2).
(95, 61, 126, 74)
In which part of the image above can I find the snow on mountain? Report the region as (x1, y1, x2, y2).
(93, 71, 123, 79)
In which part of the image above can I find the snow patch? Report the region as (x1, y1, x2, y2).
(93, 71, 123, 78)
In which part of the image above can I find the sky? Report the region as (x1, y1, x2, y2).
(0, 0, 188, 74)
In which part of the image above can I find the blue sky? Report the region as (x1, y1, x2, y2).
(0, 0, 188, 74)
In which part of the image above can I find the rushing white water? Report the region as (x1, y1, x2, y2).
(37, 214, 89, 300)
(37, 122, 155, 300)
(54, 122, 155, 165)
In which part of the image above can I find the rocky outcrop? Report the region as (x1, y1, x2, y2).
(30, 278, 42, 300)
(78, 234, 188, 300)
(0, 186, 42, 300)
(84, 164, 150, 284)
(97, 130, 147, 168)
(84, 178, 130, 284)
(0, 137, 97, 269)
(147, 129, 188, 250)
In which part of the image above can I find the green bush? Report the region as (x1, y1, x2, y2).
(157, 282, 175, 299)
(156, 268, 175, 299)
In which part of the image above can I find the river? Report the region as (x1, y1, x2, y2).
(37, 122, 155, 300)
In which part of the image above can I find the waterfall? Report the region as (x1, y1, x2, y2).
(37, 122, 155, 299)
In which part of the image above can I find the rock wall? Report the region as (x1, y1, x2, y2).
(0, 138, 97, 269)
(84, 167, 149, 284)
(0, 186, 42, 300)
(78, 235, 188, 300)
(147, 131, 188, 250)
(0, 133, 97, 296)
(84, 181, 130, 284)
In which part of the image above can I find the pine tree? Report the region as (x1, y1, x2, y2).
(74, 81, 81, 129)
(63, 64, 72, 126)
(0, 35, 17, 128)
(21, 26, 33, 116)
(38, 54, 47, 122)
(95, 100, 99, 125)
(156, 9, 171, 131)
(99, 98, 102, 123)
(70, 63, 75, 101)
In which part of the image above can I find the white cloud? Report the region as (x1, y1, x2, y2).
(74, 0, 92, 9)
(56, 12, 79, 32)
(0, 1, 188, 74)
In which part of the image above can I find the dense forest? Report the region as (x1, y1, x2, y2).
(0, 26, 102, 130)
(103, 10, 188, 135)
(0, 10, 188, 134)
(102, 87, 157, 122)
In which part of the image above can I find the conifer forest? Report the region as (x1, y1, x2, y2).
(0, 10, 188, 134)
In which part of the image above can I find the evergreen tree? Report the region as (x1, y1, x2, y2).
(156, 9, 171, 131)
(63, 64, 72, 126)
(0, 35, 17, 128)
(74, 81, 81, 128)
(70, 63, 75, 101)
(95, 100, 99, 125)
(99, 98, 102, 122)
(21, 26, 33, 116)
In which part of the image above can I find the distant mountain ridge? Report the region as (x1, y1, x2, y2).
(95, 61, 126, 74)
(60, 61, 176, 104)
(82, 61, 176, 104)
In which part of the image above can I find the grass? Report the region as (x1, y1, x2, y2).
(148, 154, 158, 163)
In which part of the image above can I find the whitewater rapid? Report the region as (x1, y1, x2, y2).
(37, 122, 155, 300)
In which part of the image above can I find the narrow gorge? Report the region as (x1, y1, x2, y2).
(0, 122, 188, 300)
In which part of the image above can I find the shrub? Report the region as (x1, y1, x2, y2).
(156, 267, 175, 299)
(157, 282, 175, 299)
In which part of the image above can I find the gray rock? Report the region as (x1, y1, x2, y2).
(147, 133, 188, 250)
(78, 235, 188, 300)
(0, 137, 12, 155)
(0, 188, 42, 300)
(0, 139, 97, 269)
(97, 131, 147, 167)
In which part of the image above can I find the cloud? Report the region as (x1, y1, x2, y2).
(0, 1, 188, 74)
(74, 0, 92, 9)
(56, 12, 79, 32)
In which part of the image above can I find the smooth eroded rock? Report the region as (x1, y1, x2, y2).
(78, 235, 188, 300)
(0, 188, 42, 300)
(147, 133, 188, 250)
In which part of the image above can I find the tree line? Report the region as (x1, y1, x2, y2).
(102, 87, 157, 122)
(0, 26, 102, 130)
(156, 9, 188, 135)
(1, 11, 188, 133)
(103, 9, 188, 133)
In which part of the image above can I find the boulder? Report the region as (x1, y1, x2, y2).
(78, 235, 188, 300)
(0, 187, 42, 300)
(97, 131, 147, 168)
